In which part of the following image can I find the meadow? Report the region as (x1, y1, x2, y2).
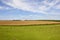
(0, 24, 60, 40)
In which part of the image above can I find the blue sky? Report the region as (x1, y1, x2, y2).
(0, 0, 60, 20)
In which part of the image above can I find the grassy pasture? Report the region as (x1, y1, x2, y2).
(0, 24, 60, 40)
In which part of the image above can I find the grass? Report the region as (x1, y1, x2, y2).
(0, 24, 60, 40)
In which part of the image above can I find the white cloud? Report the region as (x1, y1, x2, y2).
(0, 6, 4, 9)
(2, 0, 60, 14)
(0, 6, 11, 10)
(54, 4, 60, 9)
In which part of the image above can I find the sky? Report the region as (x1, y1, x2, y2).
(0, 0, 60, 20)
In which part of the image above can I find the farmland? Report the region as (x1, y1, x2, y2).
(0, 20, 60, 25)
(0, 20, 60, 40)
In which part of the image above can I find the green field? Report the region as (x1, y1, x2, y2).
(0, 24, 60, 40)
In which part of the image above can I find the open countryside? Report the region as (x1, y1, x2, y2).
(0, 20, 60, 40)
(0, 20, 60, 25)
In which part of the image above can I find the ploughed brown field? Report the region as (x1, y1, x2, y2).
(0, 20, 60, 25)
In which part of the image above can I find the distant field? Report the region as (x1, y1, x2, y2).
(0, 20, 60, 40)
(0, 24, 60, 40)
(0, 20, 60, 25)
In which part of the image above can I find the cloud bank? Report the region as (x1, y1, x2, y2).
(2, 0, 60, 14)
(0, 0, 60, 20)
